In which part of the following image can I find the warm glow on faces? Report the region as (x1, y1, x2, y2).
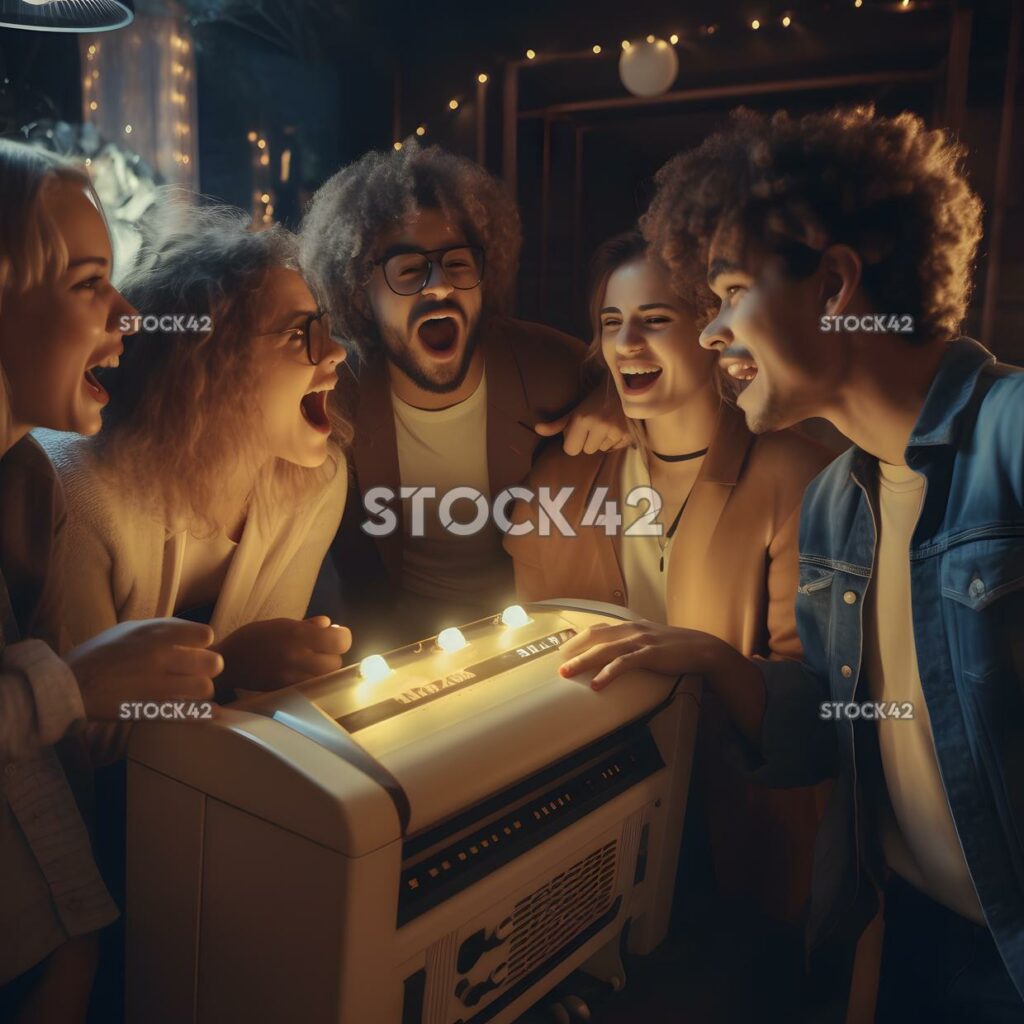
(366, 208, 483, 394)
(249, 267, 346, 468)
(599, 257, 716, 420)
(699, 223, 843, 433)
(0, 181, 135, 437)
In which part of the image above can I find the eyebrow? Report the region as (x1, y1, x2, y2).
(267, 308, 320, 331)
(706, 258, 745, 285)
(599, 302, 675, 315)
(67, 257, 109, 271)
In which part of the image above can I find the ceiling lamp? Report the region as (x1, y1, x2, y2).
(1, 0, 134, 33)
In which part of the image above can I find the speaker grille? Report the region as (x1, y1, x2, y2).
(505, 840, 617, 985)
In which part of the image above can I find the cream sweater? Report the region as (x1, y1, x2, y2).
(36, 431, 348, 644)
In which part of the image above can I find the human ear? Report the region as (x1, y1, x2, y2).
(819, 244, 862, 317)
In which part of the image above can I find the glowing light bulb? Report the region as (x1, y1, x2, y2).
(782, 15, 791, 26)
(751, 19, 761, 30)
(646, 34, 655, 43)
(669, 34, 679, 44)
(361, 655, 391, 683)
(525, 49, 536, 60)
(437, 627, 468, 653)
(393, 141, 402, 151)
(621, 39, 631, 50)
(124, 124, 132, 134)
(477, 73, 488, 84)
(416, 125, 426, 136)
(448, 98, 459, 110)
(247, 130, 257, 142)
(592, 44, 602, 54)
(501, 605, 532, 628)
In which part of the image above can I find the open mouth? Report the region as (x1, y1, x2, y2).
(416, 314, 459, 356)
(718, 352, 759, 392)
(83, 348, 121, 404)
(618, 364, 663, 395)
(300, 389, 332, 434)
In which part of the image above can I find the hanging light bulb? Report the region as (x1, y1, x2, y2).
(501, 605, 532, 628)
(437, 627, 468, 653)
(360, 655, 391, 683)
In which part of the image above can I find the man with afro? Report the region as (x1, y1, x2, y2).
(301, 142, 624, 650)
(559, 105, 1024, 1022)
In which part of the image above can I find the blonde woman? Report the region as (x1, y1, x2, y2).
(0, 140, 222, 1021)
(505, 231, 833, 1019)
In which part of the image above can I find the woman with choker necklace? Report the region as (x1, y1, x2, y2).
(504, 231, 837, 1019)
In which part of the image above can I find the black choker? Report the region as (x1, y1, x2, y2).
(651, 446, 709, 463)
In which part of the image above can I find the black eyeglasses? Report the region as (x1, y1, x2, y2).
(375, 244, 485, 296)
(257, 309, 339, 366)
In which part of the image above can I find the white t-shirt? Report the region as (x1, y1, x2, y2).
(617, 445, 676, 624)
(393, 371, 512, 616)
(865, 459, 984, 924)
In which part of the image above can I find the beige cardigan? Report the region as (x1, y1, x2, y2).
(36, 431, 348, 644)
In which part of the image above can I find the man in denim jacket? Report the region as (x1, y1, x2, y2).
(558, 106, 1024, 1022)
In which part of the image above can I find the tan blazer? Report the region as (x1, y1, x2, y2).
(326, 316, 583, 649)
(505, 400, 837, 924)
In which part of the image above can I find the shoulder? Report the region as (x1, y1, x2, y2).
(744, 426, 838, 519)
(32, 430, 123, 540)
(495, 315, 584, 379)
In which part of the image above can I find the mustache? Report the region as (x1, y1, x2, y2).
(408, 299, 463, 331)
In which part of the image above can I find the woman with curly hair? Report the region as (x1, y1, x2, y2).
(301, 141, 626, 651)
(40, 202, 353, 713)
(505, 229, 834, 1020)
(0, 140, 222, 1022)
(559, 106, 1024, 1024)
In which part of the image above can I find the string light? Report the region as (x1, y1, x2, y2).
(751, 19, 761, 30)
(89, 100, 98, 111)
(257, 138, 267, 149)
(855, 0, 863, 6)
(782, 14, 792, 26)
(621, 39, 631, 50)
(477, 72, 488, 83)
(247, 130, 257, 142)
(525, 48, 536, 59)
(393, 141, 402, 150)
(260, 192, 270, 203)
(124, 124, 132, 134)
(669, 33, 679, 44)
(448, 98, 459, 110)
(646, 34, 655, 42)
(592, 44, 601, 53)
(416, 124, 426, 136)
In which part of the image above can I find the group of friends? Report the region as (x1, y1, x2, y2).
(0, 101, 1021, 1024)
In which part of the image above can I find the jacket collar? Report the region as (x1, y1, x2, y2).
(907, 337, 996, 448)
(701, 399, 756, 485)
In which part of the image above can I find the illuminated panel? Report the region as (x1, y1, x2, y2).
(336, 629, 576, 734)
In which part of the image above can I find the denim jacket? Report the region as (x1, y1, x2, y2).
(752, 339, 1024, 996)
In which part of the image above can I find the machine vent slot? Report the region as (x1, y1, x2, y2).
(398, 731, 662, 925)
(505, 840, 617, 985)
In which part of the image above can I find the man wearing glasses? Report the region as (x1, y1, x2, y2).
(301, 143, 622, 650)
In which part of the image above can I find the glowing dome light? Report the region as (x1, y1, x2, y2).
(501, 605, 532, 628)
(360, 654, 391, 683)
(437, 627, 468, 653)
(3, 0, 134, 33)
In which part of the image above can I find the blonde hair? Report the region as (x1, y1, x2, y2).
(0, 139, 100, 448)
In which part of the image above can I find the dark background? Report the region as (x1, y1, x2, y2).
(1, 0, 1021, 358)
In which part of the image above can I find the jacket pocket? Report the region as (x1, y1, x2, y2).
(941, 532, 1024, 611)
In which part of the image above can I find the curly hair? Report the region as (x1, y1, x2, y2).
(642, 105, 984, 345)
(299, 140, 521, 357)
(94, 197, 349, 535)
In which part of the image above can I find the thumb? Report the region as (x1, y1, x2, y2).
(534, 414, 569, 437)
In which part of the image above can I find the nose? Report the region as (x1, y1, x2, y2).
(323, 338, 347, 368)
(421, 259, 454, 300)
(109, 288, 139, 338)
(616, 317, 646, 354)
(699, 308, 732, 352)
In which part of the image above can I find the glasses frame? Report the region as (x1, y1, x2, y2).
(256, 309, 336, 366)
(374, 244, 486, 297)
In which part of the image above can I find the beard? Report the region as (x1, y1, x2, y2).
(372, 307, 484, 394)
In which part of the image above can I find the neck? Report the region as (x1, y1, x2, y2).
(205, 458, 262, 541)
(642, 382, 720, 459)
(819, 337, 948, 465)
(1, 421, 30, 461)
(389, 346, 485, 411)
